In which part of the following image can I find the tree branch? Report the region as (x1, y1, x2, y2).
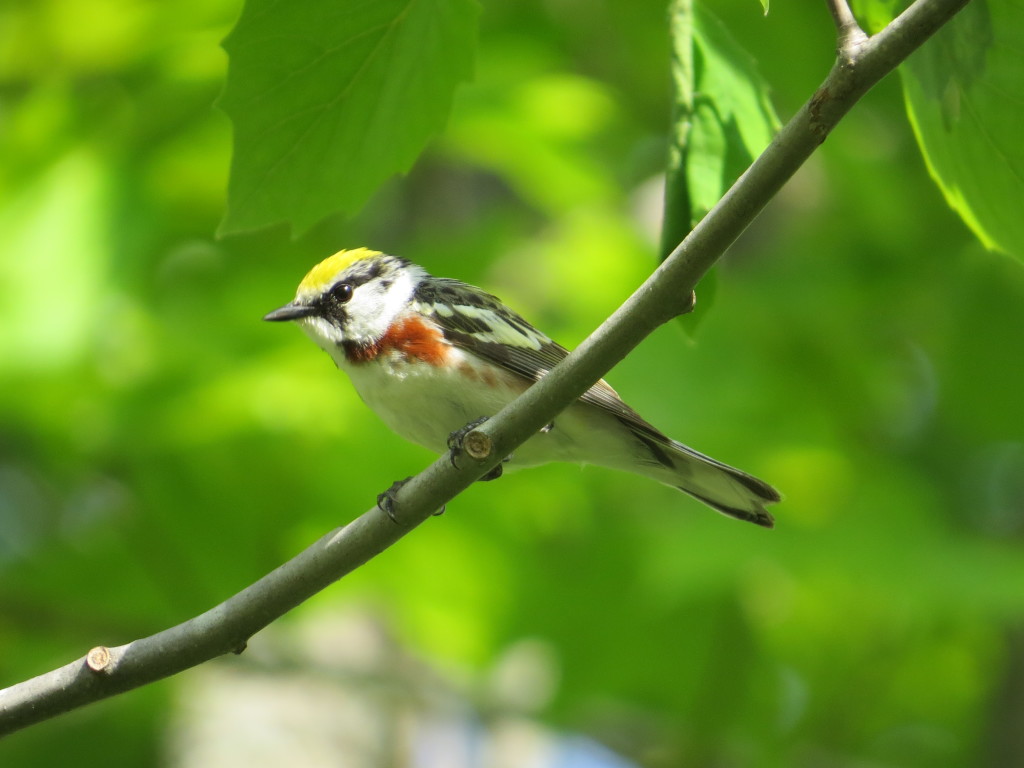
(0, 0, 971, 737)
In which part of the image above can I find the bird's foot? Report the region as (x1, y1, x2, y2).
(376, 479, 411, 528)
(377, 477, 412, 523)
(478, 461, 504, 482)
(377, 477, 445, 522)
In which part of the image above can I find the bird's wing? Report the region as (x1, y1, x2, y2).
(413, 277, 782, 521)
(412, 278, 669, 443)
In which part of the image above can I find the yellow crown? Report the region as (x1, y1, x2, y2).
(298, 248, 383, 295)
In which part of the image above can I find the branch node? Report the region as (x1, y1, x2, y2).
(86, 647, 112, 674)
(680, 290, 697, 316)
(827, 0, 868, 64)
(447, 416, 490, 467)
(463, 430, 492, 461)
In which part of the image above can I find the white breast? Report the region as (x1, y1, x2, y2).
(339, 347, 521, 455)
(325, 341, 640, 472)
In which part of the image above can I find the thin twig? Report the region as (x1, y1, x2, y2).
(0, 0, 972, 737)
(826, 0, 869, 63)
(826, 0, 861, 34)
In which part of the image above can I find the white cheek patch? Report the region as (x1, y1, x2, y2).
(344, 269, 418, 343)
(343, 292, 382, 341)
(298, 315, 344, 350)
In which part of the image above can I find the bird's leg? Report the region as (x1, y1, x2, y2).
(377, 477, 447, 522)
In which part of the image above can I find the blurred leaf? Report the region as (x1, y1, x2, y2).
(445, 71, 619, 214)
(0, 151, 111, 370)
(850, 0, 901, 34)
(218, 0, 479, 236)
(900, 1, 1024, 260)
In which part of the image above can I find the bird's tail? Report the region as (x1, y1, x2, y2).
(520, 403, 780, 526)
(632, 434, 780, 527)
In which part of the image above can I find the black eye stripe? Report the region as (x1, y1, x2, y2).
(338, 260, 384, 291)
(319, 260, 388, 313)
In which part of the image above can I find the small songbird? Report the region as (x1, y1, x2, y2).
(265, 248, 780, 527)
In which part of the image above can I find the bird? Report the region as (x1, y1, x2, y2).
(264, 248, 780, 527)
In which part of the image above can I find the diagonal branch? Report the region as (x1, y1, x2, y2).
(0, 0, 971, 737)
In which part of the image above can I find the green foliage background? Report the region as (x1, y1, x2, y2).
(2, 1, 1023, 766)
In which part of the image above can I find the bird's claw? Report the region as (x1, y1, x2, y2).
(377, 476, 413, 523)
(377, 476, 445, 522)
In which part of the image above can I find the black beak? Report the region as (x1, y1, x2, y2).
(263, 302, 317, 322)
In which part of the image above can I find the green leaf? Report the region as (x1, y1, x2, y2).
(661, 1, 779, 332)
(900, 0, 1024, 260)
(661, 1, 779, 258)
(849, 0, 901, 34)
(218, 0, 479, 236)
(661, 0, 695, 260)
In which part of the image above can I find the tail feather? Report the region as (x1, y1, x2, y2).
(682, 487, 777, 528)
(648, 438, 780, 528)
(537, 407, 781, 527)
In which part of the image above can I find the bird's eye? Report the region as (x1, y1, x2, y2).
(330, 282, 353, 304)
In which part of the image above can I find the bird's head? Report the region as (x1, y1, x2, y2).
(264, 248, 423, 351)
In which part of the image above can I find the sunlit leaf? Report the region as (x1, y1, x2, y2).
(900, 0, 1024, 260)
(690, 5, 779, 219)
(662, 2, 779, 250)
(661, 0, 695, 260)
(218, 0, 479, 236)
(662, 1, 778, 331)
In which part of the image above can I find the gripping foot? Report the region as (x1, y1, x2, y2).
(479, 463, 503, 482)
(377, 476, 445, 522)
(377, 477, 413, 523)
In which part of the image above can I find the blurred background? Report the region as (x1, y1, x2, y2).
(2, 1, 1023, 766)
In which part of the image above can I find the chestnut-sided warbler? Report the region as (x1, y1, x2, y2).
(265, 248, 780, 527)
